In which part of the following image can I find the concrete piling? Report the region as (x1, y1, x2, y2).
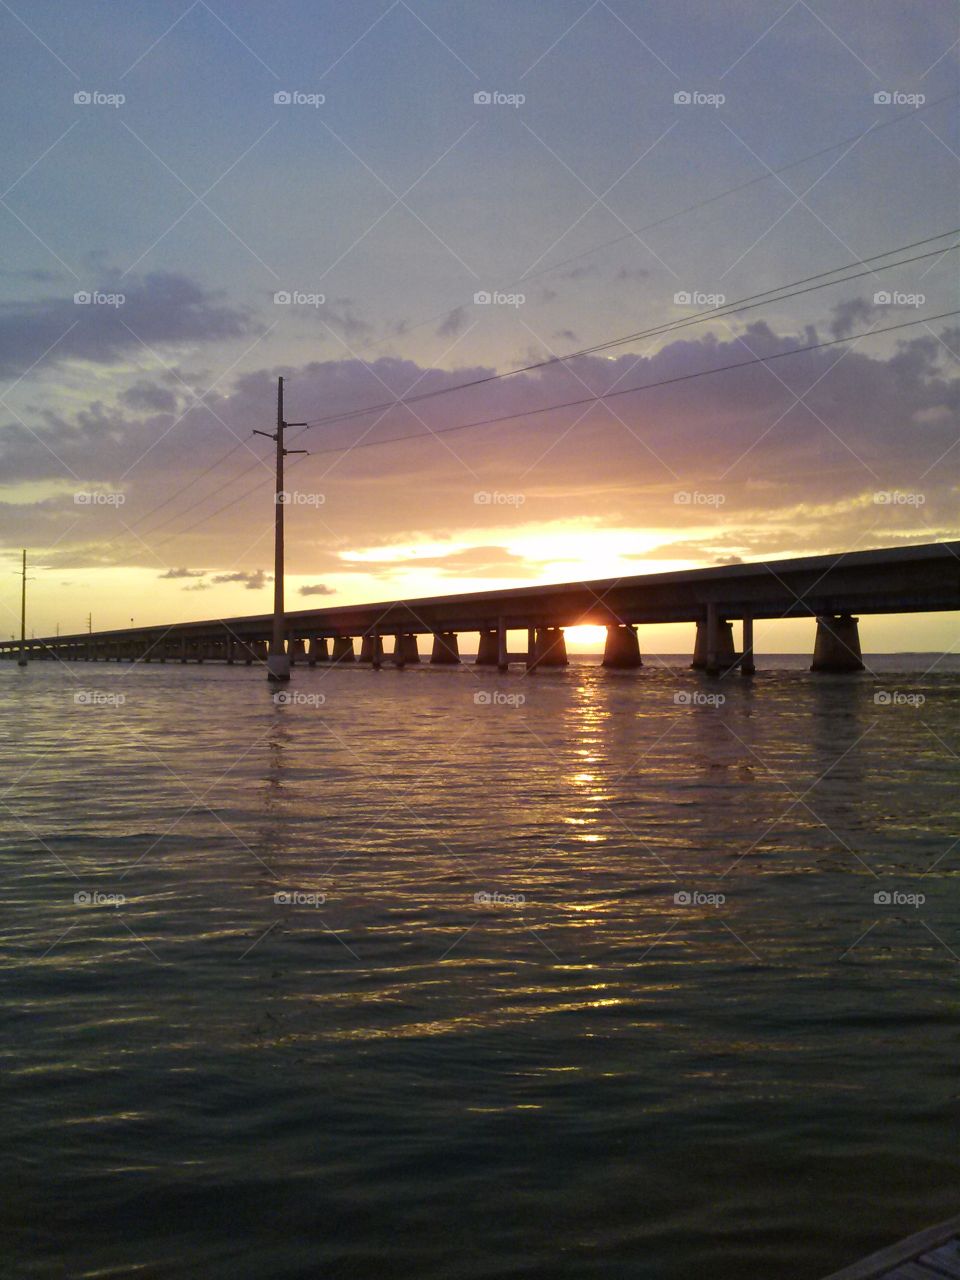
(359, 634, 384, 666)
(475, 630, 499, 666)
(602, 624, 642, 669)
(430, 632, 460, 664)
(534, 627, 568, 667)
(395, 634, 420, 666)
(741, 615, 756, 675)
(332, 636, 355, 663)
(308, 637, 329, 666)
(811, 614, 864, 672)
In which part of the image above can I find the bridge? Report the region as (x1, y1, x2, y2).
(5, 540, 959, 675)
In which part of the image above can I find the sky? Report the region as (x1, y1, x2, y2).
(1, 0, 958, 652)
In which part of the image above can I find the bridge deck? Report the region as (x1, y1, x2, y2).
(4, 540, 960, 652)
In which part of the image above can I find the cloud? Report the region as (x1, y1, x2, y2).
(829, 297, 878, 339)
(8, 312, 960, 579)
(159, 566, 206, 579)
(298, 583, 335, 596)
(211, 569, 272, 590)
(324, 298, 372, 341)
(0, 272, 249, 379)
(615, 266, 650, 282)
(122, 381, 179, 414)
(437, 306, 467, 338)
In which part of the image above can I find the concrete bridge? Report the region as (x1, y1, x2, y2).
(5, 540, 959, 675)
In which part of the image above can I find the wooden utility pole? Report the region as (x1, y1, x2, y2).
(18, 549, 27, 667)
(254, 377, 306, 682)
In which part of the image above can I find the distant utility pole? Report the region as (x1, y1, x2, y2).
(87, 612, 92, 634)
(17, 549, 27, 667)
(254, 376, 306, 682)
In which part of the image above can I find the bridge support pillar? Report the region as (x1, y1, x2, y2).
(497, 618, 508, 673)
(359, 633, 384, 667)
(741, 615, 756, 675)
(602, 624, 642, 669)
(431, 632, 460, 664)
(476, 630, 499, 666)
(289, 638, 306, 667)
(535, 627, 568, 667)
(308, 637, 329, 666)
(394, 634, 420, 667)
(811, 614, 864, 673)
(692, 610, 736, 673)
(332, 636, 355, 663)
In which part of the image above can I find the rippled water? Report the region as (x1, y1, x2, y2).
(3, 654, 959, 1279)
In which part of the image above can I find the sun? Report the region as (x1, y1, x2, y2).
(563, 625, 608, 647)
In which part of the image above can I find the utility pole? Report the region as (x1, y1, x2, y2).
(254, 376, 306, 682)
(18, 549, 27, 667)
(87, 612, 92, 634)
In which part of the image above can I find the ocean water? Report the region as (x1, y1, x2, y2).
(2, 654, 959, 1279)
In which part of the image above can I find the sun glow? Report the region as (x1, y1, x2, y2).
(563, 624, 608, 647)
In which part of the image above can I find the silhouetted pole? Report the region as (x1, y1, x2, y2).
(254, 377, 306, 683)
(18, 549, 27, 667)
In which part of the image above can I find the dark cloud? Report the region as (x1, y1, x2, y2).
(436, 306, 467, 338)
(561, 264, 600, 281)
(615, 266, 651, 283)
(324, 298, 372, 342)
(159, 567, 206, 579)
(211, 569, 272, 590)
(122, 381, 179, 414)
(0, 272, 249, 379)
(829, 297, 878, 339)
(8, 313, 960, 575)
(298, 583, 335, 596)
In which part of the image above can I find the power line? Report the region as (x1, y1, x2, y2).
(348, 89, 960, 356)
(152, 309, 959, 542)
(125, 438, 247, 536)
(297, 232, 960, 430)
(298, 308, 960, 454)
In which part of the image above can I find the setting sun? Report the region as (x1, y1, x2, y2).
(562, 625, 609, 648)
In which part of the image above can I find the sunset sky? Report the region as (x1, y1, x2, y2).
(1, 0, 958, 651)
